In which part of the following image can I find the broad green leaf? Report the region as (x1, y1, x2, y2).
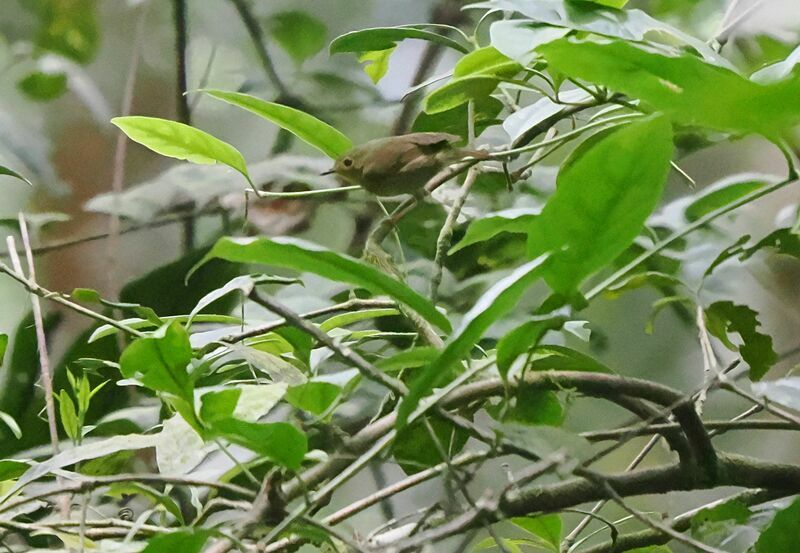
(318, 308, 400, 332)
(752, 377, 800, 411)
(229, 344, 307, 386)
(706, 228, 800, 279)
(210, 418, 307, 470)
(141, 529, 212, 553)
(423, 75, 502, 114)
(453, 46, 521, 78)
(201, 89, 352, 159)
(501, 387, 563, 426)
(199, 389, 241, 424)
(0, 334, 6, 368)
(413, 95, 504, 141)
(752, 44, 800, 84)
(474, 0, 726, 66)
(512, 514, 562, 552)
(394, 416, 470, 474)
(330, 25, 469, 55)
(0, 165, 33, 186)
(267, 11, 327, 64)
(397, 255, 549, 430)
(195, 236, 451, 332)
(451, 209, 538, 254)
(17, 71, 68, 101)
(0, 410, 21, 440)
(691, 499, 751, 540)
(528, 115, 673, 293)
(359, 48, 395, 84)
(684, 177, 769, 222)
(528, 345, 614, 373)
(497, 316, 568, 378)
(755, 496, 800, 553)
(503, 89, 593, 145)
(375, 347, 439, 373)
(0, 459, 29, 482)
(704, 301, 776, 380)
(111, 116, 250, 182)
(538, 37, 800, 137)
(286, 382, 342, 416)
(647, 295, 695, 334)
(119, 322, 194, 402)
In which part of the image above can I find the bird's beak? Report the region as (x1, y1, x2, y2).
(320, 169, 335, 176)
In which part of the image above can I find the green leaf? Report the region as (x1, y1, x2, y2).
(330, 25, 469, 55)
(194, 236, 451, 332)
(453, 46, 521, 78)
(684, 177, 769, 222)
(496, 316, 568, 379)
(528, 115, 673, 293)
(528, 345, 614, 373)
(691, 499, 751, 540)
(58, 390, 80, 441)
(318, 308, 400, 332)
(0, 411, 22, 440)
(423, 75, 502, 114)
(494, 422, 593, 461)
(752, 377, 800, 411)
(267, 11, 327, 64)
(17, 71, 68, 101)
(538, 37, 800, 137)
(286, 382, 342, 416)
(375, 347, 440, 373)
(450, 209, 538, 254)
(199, 389, 241, 425)
(512, 514, 562, 552)
(413, 95, 504, 141)
(755, 496, 800, 553)
(503, 89, 594, 144)
(359, 48, 395, 84)
(141, 529, 213, 553)
(704, 301, 777, 380)
(501, 388, 563, 426)
(0, 459, 30, 482)
(200, 89, 352, 159)
(111, 116, 250, 183)
(397, 255, 549, 430)
(0, 334, 6, 368)
(394, 416, 470, 474)
(119, 322, 194, 401)
(187, 274, 267, 327)
(582, 0, 628, 6)
(106, 482, 185, 524)
(0, 165, 33, 186)
(210, 418, 307, 470)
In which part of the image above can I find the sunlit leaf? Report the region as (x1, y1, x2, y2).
(359, 48, 395, 84)
(210, 418, 307, 470)
(755, 496, 800, 553)
(200, 89, 352, 159)
(111, 116, 250, 182)
(286, 382, 342, 416)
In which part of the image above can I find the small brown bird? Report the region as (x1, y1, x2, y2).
(323, 132, 487, 197)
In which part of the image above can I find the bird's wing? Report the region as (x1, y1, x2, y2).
(405, 132, 461, 148)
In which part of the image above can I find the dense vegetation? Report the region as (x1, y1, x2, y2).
(0, 0, 799, 551)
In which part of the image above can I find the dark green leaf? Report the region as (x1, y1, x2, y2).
(375, 347, 440, 373)
(194, 236, 451, 332)
(0, 334, 6, 368)
(502, 388, 563, 426)
(201, 89, 352, 159)
(141, 529, 212, 553)
(119, 322, 194, 401)
(210, 418, 307, 470)
(512, 514, 562, 552)
(111, 116, 250, 182)
(397, 255, 549, 430)
(704, 301, 777, 380)
(528, 345, 614, 373)
(0, 459, 30, 482)
(413, 95, 504, 141)
(330, 25, 469, 55)
(496, 316, 568, 378)
(528, 115, 673, 293)
(538, 37, 800, 137)
(755, 496, 800, 553)
(450, 209, 538, 254)
(17, 71, 68, 101)
(268, 11, 327, 64)
(393, 416, 470, 474)
(285, 382, 342, 415)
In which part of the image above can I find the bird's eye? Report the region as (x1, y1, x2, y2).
(343, 157, 353, 168)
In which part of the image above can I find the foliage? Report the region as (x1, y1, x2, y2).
(0, 0, 798, 552)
